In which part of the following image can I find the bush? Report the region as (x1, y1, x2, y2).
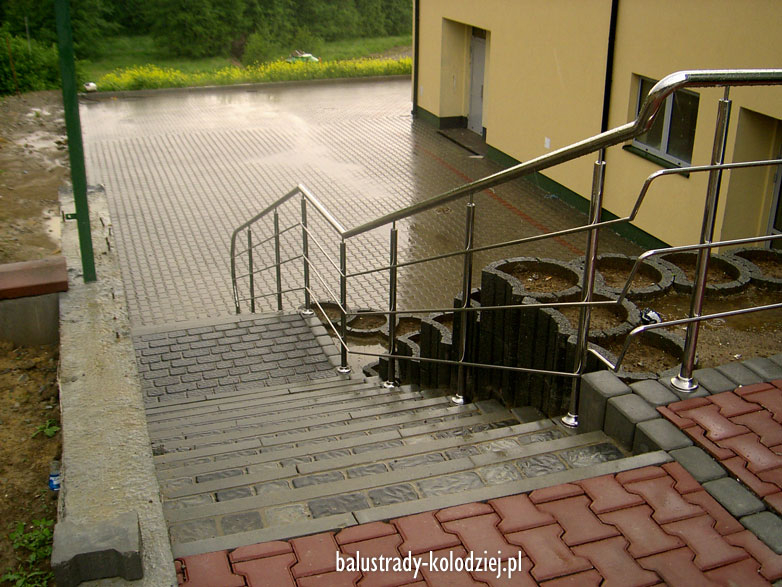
(0, 35, 62, 95)
(97, 58, 412, 91)
(242, 29, 284, 66)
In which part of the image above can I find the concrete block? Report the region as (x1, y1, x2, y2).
(670, 446, 727, 484)
(52, 511, 143, 586)
(633, 418, 692, 454)
(743, 357, 782, 381)
(704, 478, 765, 518)
(716, 362, 764, 386)
(604, 394, 659, 450)
(579, 371, 632, 433)
(740, 512, 782, 555)
(631, 379, 678, 407)
(0, 293, 60, 345)
(691, 367, 740, 394)
(658, 371, 711, 400)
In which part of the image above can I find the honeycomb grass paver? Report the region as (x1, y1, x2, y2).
(176, 464, 782, 586)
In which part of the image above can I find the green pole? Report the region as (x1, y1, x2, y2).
(55, 0, 96, 282)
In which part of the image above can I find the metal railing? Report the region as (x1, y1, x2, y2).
(230, 69, 782, 427)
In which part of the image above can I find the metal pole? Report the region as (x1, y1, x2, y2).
(338, 240, 351, 374)
(383, 224, 399, 388)
(563, 159, 606, 428)
(451, 198, 477, 406)
(247, 229, 255, 313)
(55, 0, 96, 282)
(300, 196, 314, 315)
(672, 89, 732, 391)
(273, 211, 283, 311)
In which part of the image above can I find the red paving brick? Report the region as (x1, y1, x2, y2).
(233, 553, 297, 587)
(490, 493, 555, 533)
(743, 388, 782, 422)
(578, 474, 645, 514)
(176, 385, 782, 587)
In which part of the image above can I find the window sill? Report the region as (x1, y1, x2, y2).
(622, 145, 690, 177)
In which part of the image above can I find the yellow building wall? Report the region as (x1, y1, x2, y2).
(603, 0, 782, 246)
(417, 0, 613, 199)
(417, 0, 782, 247)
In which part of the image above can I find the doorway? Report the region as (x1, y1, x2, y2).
(468, 28, 486, 135)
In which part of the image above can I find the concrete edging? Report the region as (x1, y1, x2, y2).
(54, 187, 177, 586)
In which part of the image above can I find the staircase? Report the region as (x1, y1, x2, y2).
(147, 373, 630, 558)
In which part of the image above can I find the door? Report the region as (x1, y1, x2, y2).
(770, 158, 782, 249)
(468, 30, 486, 135)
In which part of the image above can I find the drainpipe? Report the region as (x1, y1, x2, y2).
(600, 0, 619, 140)
(412, 0, 420, 116)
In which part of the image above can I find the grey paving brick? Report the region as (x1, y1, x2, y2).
(220, 511, 263, 535)
(195, 469, 244, 484)
(416, 472, 484, 497)
(292, 471, 345, 488)
(516, 454, 567, 478)
(560, 443, 625, 468)
(216, 487, 254, 502)
(264, 504, 312, 526)
(368, 484, 419, 506)
(704, 477, 765, 518)
(740, 512, 782, 555)
(347, 463, 389, 478)
(477, 463, 523, 485)
(308, 493, 370, 518)
(669, 446, 726, 484)
(169, 519, 217, 543)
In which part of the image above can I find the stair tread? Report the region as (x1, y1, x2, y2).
(169, 451, 672, 558)
(163, 430, 613, 523)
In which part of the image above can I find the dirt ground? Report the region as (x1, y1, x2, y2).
(0, 90, 66, 583)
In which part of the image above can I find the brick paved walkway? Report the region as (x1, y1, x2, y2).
(80, 79, 640, 327)
(660, 381, 782, 518)
(175, 461, 782, 586)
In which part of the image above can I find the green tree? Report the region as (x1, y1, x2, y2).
(2, 0, 116, 59)
(0, 34, 63, 95)
(382, 0, 412, 35)
(148, 0, 246, 57)
(355, 0, 387, 37)
(105, 0, 151, 34)
(294, 0, 361, 41)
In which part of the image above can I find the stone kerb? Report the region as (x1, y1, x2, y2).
(418, 312, 454, 389)
(589, 253, 676, 301)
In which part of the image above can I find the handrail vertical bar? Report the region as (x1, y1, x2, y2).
(273, 211, 283, 311)
(671, 89, 732, 391)
(338, 240, 351, 374)
(563, 159, 606, 428)
(452, 197, 476, 405)
(301, 195, 313, 315)
(247, 229, 255, 313)
(384, 224, 399, 388)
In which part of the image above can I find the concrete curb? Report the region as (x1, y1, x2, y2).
(55, 186, 177, 586)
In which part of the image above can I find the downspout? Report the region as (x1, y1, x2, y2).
(412, 0, 420, 116)
(600, 0, 619, 139)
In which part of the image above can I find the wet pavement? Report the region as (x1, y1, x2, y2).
(80, 79, 640, 328)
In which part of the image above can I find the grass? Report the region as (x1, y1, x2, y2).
(1, 519, 54, 587)
(82, 34, 412, 83)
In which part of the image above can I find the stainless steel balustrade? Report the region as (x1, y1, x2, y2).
(230, 69, 782, 428)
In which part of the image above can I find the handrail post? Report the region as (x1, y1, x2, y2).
(337, 240, 351, 374)
(273, 211, 283, 311)
(300, 195, 314, 316)
(383, 224, 399, 388)
(672, 89, 732, 391)
(247, 229, 255, 313)
(451, 197, 477, 406)
(563, 158, 606, 428)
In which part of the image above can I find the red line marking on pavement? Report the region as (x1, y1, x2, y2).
(420, 147, 584, 256)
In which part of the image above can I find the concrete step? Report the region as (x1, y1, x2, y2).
(158, 418, 561, 496)
(147, 381, 388, 427)
(152, 398, 500, 453)
(147, 388, 429, 439)
(164, 428, 636, 557)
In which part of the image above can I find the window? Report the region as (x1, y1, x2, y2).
(633, 76, 700, 166)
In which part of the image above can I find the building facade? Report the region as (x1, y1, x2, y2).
(412, 0, 782, 248)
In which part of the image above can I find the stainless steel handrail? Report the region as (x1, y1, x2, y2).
(230, 68, 782, 422)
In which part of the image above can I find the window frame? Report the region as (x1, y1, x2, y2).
(632, 76, 699, 167)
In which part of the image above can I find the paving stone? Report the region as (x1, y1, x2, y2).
(232, 553, 297, 587)
(292, 471, 345, 488)
(733, 409, 782, 446)
(229, 541, 293, 562)
(221, 511, 264, 535)
(335, 521, 397, 546)
(717, 363, 765, 386)
(634, 418, 693, 453)
(638, 546, 714, 585)
(559, 442, 624, 468)
(264, 504, 312, 526)
(721, 433, 782, 473)
(537, 495, 620, 547)
(476, 463, 523, 485)
(290, 533, 340, 578)
(417, 472, 484, 497)
(216, 487, 254, 502)
(506, 524, 592, 582)
(578, 474, 645, 514)
(177, 550, 245, 587)
(744, 358, 782, 381)
(683, 489, 744, 536)
(341, 534, 417, 586)
(514, 453, 567, 478)
(605, 394, 659, 449)
(726, 530, 782, 580)
(663, 514, 749, 570)
(741, 512, 782, 555)
(703, 477, 766, 518)
(389, 452, 446, 470)
(368, 484, 419, 506)
(572, 536, 659, 586)
(347, 463, 389, 478)
(631, 379, 679, 407)
(670, 446, 727, 484)
(599, 504, 684, 558)
(308, 493, 370, 518)
(705, 558, 771, 587)
(169, 518, 218, 543)
(394, 510, 461, 556)
(441, 513, 523, 560)
(623, 475, 703, 524)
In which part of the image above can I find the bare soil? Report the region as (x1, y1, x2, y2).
(0, 90, 66, 583)
(501, 264, 576, 293)
(598, 263, 658, 289)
